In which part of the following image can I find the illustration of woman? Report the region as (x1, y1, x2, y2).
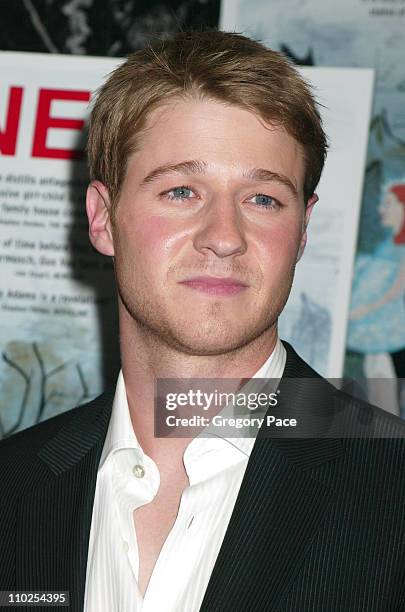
(347, 183, 405, 412)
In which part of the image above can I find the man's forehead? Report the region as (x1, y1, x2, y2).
(139, 97, 291, 142)
(126, 98, 306, 192)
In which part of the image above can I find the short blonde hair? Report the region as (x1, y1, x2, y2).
(87, 29, 327, 210)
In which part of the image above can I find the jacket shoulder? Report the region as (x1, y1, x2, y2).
(0, 393, 108, 463)
(282, 339, 405, 440)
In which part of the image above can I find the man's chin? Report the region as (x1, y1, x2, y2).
(157, 324, 271, 357)
(120, 297, 278, 355)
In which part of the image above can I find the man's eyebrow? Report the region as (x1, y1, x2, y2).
(242, 168, 298, 197)
(139, 159, 298, 197)
(139, 160, 207, 186)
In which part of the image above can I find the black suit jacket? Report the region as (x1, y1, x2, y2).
(0, 342, 404, 611)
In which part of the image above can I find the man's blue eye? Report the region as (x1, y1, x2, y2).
(168, 186, 193, 200)
(252, 194, 275, 207)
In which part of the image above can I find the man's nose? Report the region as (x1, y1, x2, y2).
(192, 197, 248, 258)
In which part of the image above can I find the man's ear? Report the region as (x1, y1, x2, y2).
(86, 180, 115, 256)
(297, 193, 318, 262)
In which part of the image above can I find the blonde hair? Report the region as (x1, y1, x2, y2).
(87, 29, 327, 210)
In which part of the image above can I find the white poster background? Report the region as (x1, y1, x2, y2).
(0, 52, 121, 436)
(0, 51, 373, 435)
(276, 67, 374, 377)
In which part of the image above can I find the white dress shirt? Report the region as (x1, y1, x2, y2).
(84, 339, 286, 612)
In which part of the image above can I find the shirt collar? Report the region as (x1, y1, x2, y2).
(100, 338, 286, 469)
(185, 337, 286, 460)
(99, 370, 140, 468)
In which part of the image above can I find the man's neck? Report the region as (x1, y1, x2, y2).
(119, 309, 279, 465)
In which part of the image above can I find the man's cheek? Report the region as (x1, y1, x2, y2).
(260, 235, 300, 270)
(126, 215, 172, 260)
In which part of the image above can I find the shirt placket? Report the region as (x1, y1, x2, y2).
(140, 447, 248, 612)
(112, 448, 160, 588)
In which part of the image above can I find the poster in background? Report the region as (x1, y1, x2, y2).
(276, 67, 373, 379)
(221, 0, 405, 416)
(0, 52, 121, 438)
(0, 51, 373, 437)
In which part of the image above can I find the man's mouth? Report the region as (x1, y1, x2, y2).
(178, 276, 249, 296)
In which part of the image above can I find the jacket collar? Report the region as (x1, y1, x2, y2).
(269, 340, 344, 468)
(37, 386, 115, 474)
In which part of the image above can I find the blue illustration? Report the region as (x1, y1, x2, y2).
(348, 183, 405, 353)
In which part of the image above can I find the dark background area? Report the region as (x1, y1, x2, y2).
(0, 0, 220, 56)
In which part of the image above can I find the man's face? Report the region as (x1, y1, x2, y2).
(88, 99, 316, 355)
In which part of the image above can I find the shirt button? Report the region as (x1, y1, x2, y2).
(133, 464, 145, 478)
(123, 541, 129, 552)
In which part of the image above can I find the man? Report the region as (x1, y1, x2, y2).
(0, 30, 404, 612)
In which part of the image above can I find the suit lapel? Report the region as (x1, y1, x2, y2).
(16, 389, 114, 611)
(200, 342, 344, 611)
